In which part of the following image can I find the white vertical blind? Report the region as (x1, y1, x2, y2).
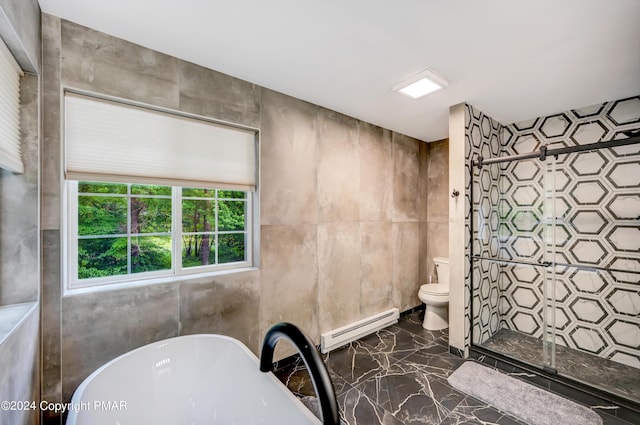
(0, 37, 23, 174)
(64, 92, 257, 191)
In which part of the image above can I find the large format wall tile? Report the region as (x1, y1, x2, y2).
(61, 283, 180, 400)
(260, 89, 318, 225)
(40, 18, 439, 420)
(61, 20, 179, 108)
(178, 60, 260, 128)
(41, 13, 61, 231)
(392, 222, 420, 311)
(317, 109, 359, 223)
(427, 139, 450, 223)
(0, 73, 39, 304)
(179, 270, 260, 353)
(392, 133, 420, 222)
(0, 305, 38, 425)
(318, 223, 361, 333)
(359, 123, 392, 222)
(360, 222, 393, 317)
(260, 224, 318, 359)
(426, 221, 449, 281)
(41, 231, 61, 407)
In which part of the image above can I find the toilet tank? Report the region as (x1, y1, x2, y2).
(433, 257, 450, 285)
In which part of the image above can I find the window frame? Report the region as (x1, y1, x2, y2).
(64, 180, 253, 294)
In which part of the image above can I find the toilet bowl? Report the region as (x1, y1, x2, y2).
(418, 257, 449, 330)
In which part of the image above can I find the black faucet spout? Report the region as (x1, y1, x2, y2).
(260, 322, 339, 425)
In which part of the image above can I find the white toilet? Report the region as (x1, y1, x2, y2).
(418, 257, 450, 330)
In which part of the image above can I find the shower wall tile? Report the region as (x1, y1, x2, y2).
(465, 104, 503, 345)
(260, 224, 318, 360)
(392, 132, 420, 222)
(318, 223, 361, 333)
(179, 270, 261, 354)
(392, 222, 420, 312)
(61, 283, 180, 401)
(317, 109, 360, 223)
(177, 60, 261, 128)
(499, 96, 640, 367)
(60, 19, 179, 108)
(360, 222, 393, 317)
(359, 122, 392, 222)
(260, 89, 318, 225)
(464, 97, 640, 369)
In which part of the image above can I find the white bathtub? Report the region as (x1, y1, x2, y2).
(66, 334, 322, 425)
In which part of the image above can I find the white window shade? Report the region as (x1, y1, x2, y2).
(64, 92, 257, 191)
(0, 37, 23, 174)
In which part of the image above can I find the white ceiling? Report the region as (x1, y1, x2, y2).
(38, 0, 640, 142)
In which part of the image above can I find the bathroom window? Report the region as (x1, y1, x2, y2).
(66, 181, 252, 291)
(63, 91, 258, 294)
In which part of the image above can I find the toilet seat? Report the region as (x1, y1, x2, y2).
(419, 284, 449, 296)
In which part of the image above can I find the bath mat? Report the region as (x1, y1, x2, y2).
(447, 361, 602, 425)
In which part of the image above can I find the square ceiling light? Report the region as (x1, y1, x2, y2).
(394, 68, 448, 99)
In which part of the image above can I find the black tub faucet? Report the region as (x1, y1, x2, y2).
(260, 322, 340, 425)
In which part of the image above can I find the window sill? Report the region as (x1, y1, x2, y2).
(0, 302, 38, 346)
(63, 267, 259, 298)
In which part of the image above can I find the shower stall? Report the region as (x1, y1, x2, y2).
(469, 123, 640, 411)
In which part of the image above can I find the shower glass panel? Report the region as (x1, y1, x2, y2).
(472, 157, 556, 372)
(471, 140, 640, 406)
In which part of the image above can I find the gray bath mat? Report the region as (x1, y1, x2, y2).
(447, 361, 602, 425)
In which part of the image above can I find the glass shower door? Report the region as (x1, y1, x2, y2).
(472, 136, 640, 406)
(472, 157, 557, 372)
(541, 155, 557, 371)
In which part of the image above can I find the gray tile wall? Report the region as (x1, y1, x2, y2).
(425, 139, 449, 281)
(0, 304, 39, 425)
(0, 68, 40, 425)
(41, 15, 443, 423)
(1, 73, 39, 305)
(0, 0, 40, 73)
(0, 4, 40, 425)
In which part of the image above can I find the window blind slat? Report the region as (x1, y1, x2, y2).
(0, 37, 23, 174)
(64, 92, 257, 191)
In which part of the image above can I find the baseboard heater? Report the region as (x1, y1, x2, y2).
(320, 308, 399, 354)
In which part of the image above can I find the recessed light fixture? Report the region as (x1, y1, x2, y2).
(393, 68, 448, 99)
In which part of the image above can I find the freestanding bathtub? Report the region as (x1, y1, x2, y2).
(66, 334, 322, 424)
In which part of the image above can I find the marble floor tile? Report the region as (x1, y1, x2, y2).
(400, 350, 465, 380)
(394, 311, 449, 346)
(358, 325, 442, 361)
(274, 310, 632, 425)
(440, 396, 528, 425)
(338, 386, 405, 425)
(324, 340, 394, 386)
(356, 363, 465, 425)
